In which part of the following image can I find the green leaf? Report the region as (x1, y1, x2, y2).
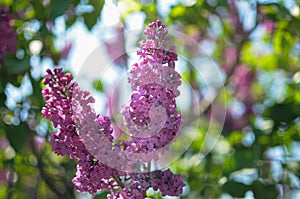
(83, 0, 105, 30)
(66, 15, 77, 27)
(252, 181, 278, 199)
(256, 55, 277, 70)
(0, 75, 6, 94)
(32, 0, 46, 20)
(273, 31, 294, 68)
(1, 0, 13, 6)
(263, 102, 300, 125)
(223, 180, 250, 197)
(265, 13, 278, 21)
(4, 54, 30, 75)
(226, 149, 255, 174)
(49, 0, 71, 20)
(29, 75, 43, 108)
(93, 79, 103, 92)
(170, 5, 186, 18)
(93, 191, 109, 199)
(5, 124, 28, 153)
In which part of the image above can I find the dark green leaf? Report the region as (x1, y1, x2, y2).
(83, 0, 105, 30)
(223, 180, 250, 197)
(5, 124, 28, 153)
(4, 54, 30, 75)
(32, 0, 46, 20)
(263, 102, 300, 125)
(66, 15, 78, 27)
(93, 191, 109, 199)
(234, 149, 255, 170)
(29, 75, 43, 108)
(252, 181, 278, 199)
(49, 0, 71, 20)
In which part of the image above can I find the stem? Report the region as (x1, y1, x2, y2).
(6, 159, 14, 199)
(112, 173, 124, 188)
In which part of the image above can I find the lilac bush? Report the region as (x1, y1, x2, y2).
(42, 20, 185, 198)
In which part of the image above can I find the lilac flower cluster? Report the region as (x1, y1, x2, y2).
(121, 20, 182, 153)
(128, 20, 181, 96)
(0, 7, 17, 63)
(42, 20, 185, 198)
(109, 169, 185, 199)
(42, 68, 117, 194)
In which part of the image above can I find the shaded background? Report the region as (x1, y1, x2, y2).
(1, 0, 300, 198)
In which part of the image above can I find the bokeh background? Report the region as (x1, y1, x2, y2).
(1, 0, 300, 198)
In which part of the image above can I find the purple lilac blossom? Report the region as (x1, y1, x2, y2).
(42, 68, 122, 194)
(42, 20, 185, 197)
(121, 20, 183, 154)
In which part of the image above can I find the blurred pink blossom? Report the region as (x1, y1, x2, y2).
(0, 169, 9, 183)
(104, 26, 128, 68)
(61, 42, 72, 59)
(34, 135, 45, 150)
(0, 7, 17, 63)
(263, 20, 276, 34)
(0, 137, 9, 150)
(231, 65, 255, 101)
(223, 47, 237, 74)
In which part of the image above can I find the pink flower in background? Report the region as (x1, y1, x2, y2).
(230, 65, 254, 101)
(104, 26, 128, 68)
(259, 8, 276, 34)
(34, 135, 45, 150)
(0, 137, 9, 150)
(61, 42, 72, 59)
(216, 65, 255, 131)
(0, 7, 17, 63)
(263, 20, 276, 34)
(223, 47, 237, 75)
(185, 30, 202, 58)
(0, 169, 9, 183)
